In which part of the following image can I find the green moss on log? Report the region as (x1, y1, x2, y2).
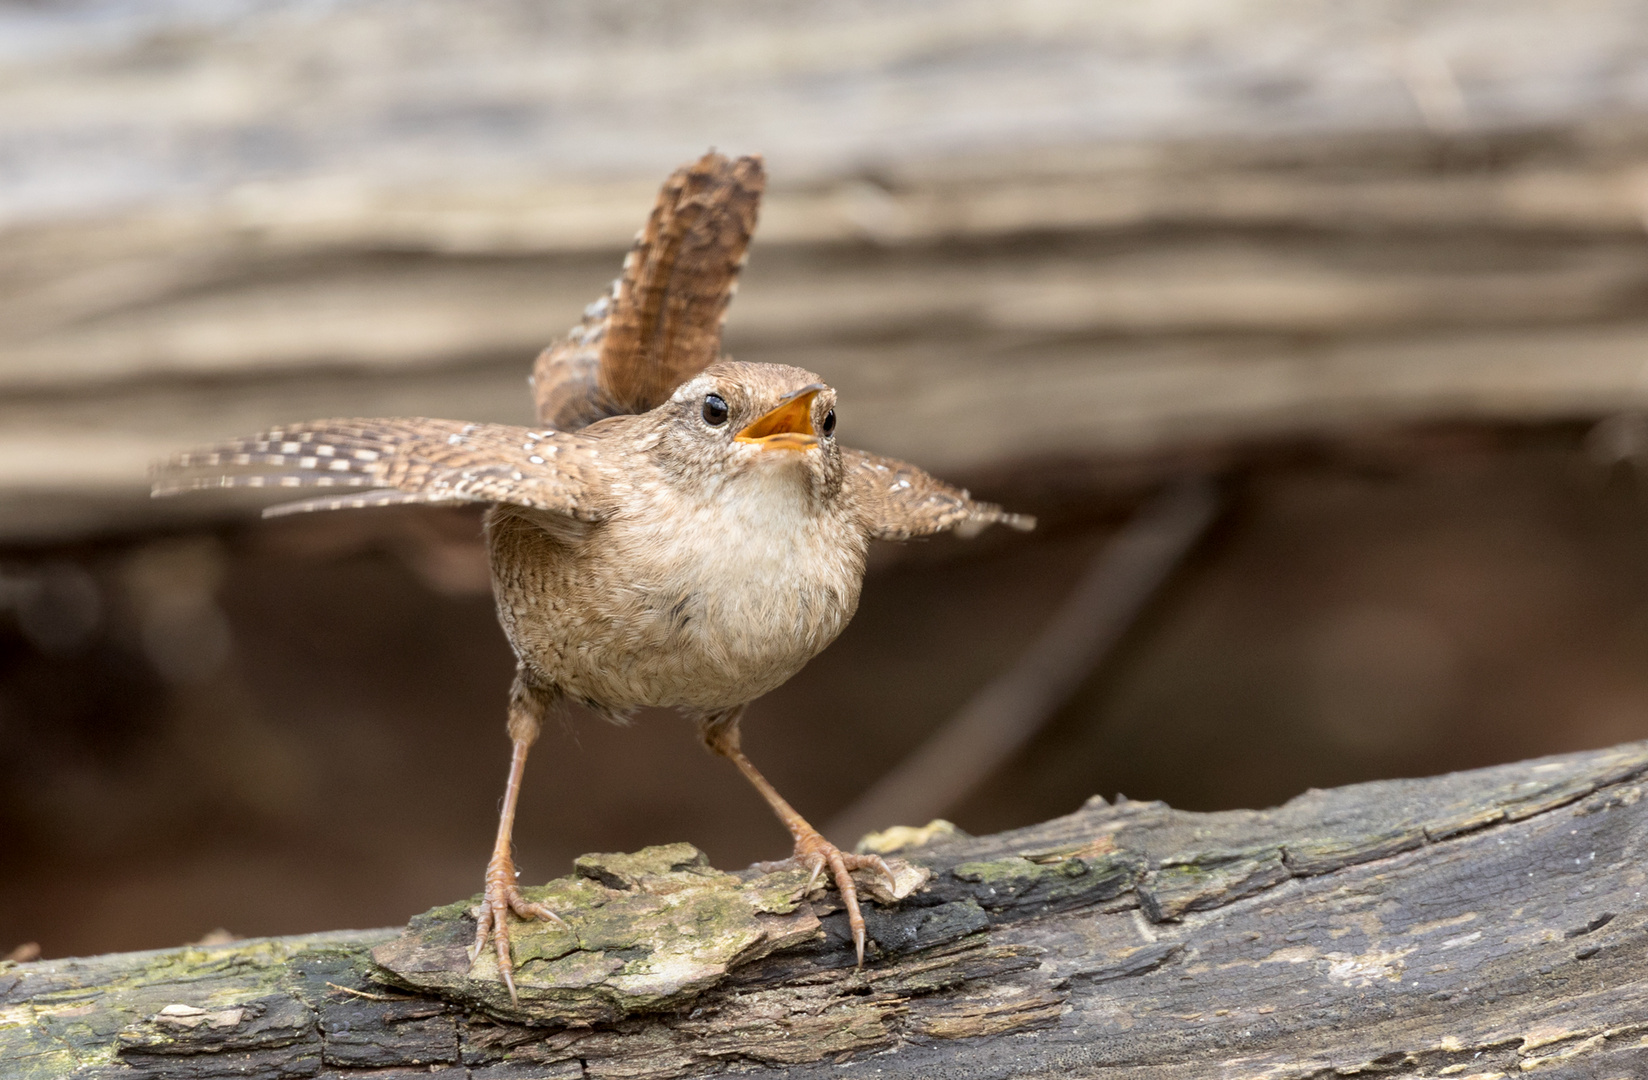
(370, 843, 900, 1025)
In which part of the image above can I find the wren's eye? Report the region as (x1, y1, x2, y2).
(821, 409, 836, 437)
(702, 393, 729, 426)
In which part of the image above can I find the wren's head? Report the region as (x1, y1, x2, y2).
(647, 360, 844, 503)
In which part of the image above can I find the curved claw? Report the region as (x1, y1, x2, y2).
(801, 853, 826, 895)
(469, 855, 565, 1004)
(791, 831, 897, 966)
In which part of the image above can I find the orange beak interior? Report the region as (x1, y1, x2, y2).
(735, 385, 825, 451)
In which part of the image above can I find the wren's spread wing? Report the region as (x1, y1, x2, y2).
(844, 447, 1035, 541)
(532, 152, 765, 430)
(153, 419, 612, 520)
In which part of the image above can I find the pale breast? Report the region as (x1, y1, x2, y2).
(487, 472, 867, 713)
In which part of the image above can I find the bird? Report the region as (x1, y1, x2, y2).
(154, 151, 1033, 1002)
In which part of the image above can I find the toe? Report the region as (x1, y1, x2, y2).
(470, 859, 564, 1005)
(784, 831, 887, 966)
(469, 899, 496, 964)
(824, 849, 868, 966)
(509, 893, 564, 925)
(492, 914, 519, 1004)
(858, 852, 896, 887)
(802, 853, 827, 894)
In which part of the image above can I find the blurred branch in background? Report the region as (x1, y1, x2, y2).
(830, 478, 1222, 846)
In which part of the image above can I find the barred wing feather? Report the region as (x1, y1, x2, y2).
(843, 447, 1035, 541)
(153, 419, 611, 520)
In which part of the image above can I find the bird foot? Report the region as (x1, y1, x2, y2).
(469, 853, 565, 1004)
(784, 830, 895, 966)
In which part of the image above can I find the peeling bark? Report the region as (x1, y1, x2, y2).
(6, 742, 1648, 1078)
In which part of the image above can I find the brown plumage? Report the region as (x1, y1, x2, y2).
(155, 151, 1033, 1001)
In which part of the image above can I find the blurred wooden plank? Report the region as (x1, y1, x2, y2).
(11, 311, 1648, 542)
(10, 214, 1648, 389)
(8, 1, 1648, 540)
(5, 0, 1648, 224)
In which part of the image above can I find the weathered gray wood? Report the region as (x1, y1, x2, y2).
(7, 0, 1648, 222)
(6, 741, 1648, 1079)
(16, 171, 1648, 541)
(11, 0, 1648, 540)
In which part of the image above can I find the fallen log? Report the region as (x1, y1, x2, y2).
(6, 741, 1648, 1079)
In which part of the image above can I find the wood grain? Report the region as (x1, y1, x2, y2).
(6, 741, 1648, 1078)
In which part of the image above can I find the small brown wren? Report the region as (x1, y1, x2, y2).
(156, 152, 1033, 1001)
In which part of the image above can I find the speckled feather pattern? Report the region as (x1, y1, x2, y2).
(152, 151, 1036, 982)
(152, 151, 1032, 719)
(156, 418, 611, 520)
(154, 360, 1024, 718)
(497, 361, 870, 717)
(488, 430, 866, 711)
(531, 152, 763, 431)
(843, 447, 1033, 541)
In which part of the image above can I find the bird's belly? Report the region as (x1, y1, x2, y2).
(584, 583, 842, 709)
(494, 503, 865, 712)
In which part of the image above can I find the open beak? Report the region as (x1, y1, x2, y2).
(735, 384, 825, 452)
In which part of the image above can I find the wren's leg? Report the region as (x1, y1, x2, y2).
(471, 671, 564, 1003)
(698, 707, 894, 965)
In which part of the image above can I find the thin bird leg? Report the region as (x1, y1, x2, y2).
(699, 708, 894, 966)
(471, 676, 565, 1004)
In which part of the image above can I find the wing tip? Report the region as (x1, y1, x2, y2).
(953, 506, 1036, 539)
(149, 473, 232, 499)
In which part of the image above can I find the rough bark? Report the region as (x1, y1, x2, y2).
(6, 741, 1648, 1079)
